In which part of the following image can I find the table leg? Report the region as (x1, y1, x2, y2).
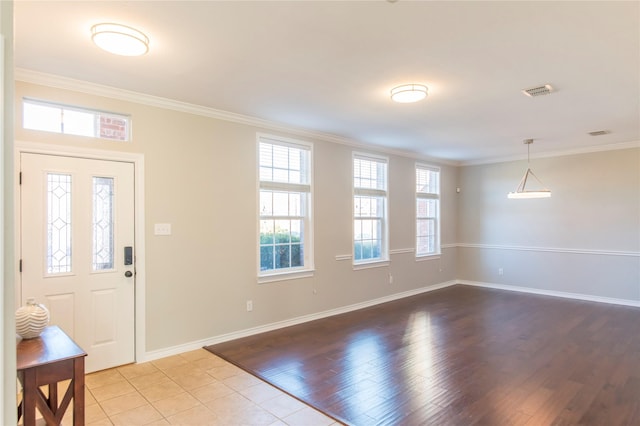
(22, 369, 37, 426)
(49, 382, 58, 415)
(73, 357, 85, 426)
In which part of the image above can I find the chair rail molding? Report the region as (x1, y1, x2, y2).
(456, 243, 640, 257)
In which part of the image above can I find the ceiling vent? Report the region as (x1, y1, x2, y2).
(522, 84, 554, 97)
(588, 130, 610, 136)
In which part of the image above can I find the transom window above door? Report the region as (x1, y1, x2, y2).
(23, 98, 131, 142)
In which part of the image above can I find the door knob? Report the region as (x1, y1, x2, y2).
(125, 271, 133, 278)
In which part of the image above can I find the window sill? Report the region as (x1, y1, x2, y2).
(258, 269, 315, 284)
(415, 253, 441, 262)
(353, 260, 390, 270)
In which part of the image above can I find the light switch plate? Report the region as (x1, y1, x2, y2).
(154, 223, 172, 236)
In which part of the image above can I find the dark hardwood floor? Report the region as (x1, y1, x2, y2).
(206, 285, 640, 425)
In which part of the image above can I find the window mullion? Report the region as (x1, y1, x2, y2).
(260, 215, 304, 220)
(260, 181, 310, 192)
(416, 192, 439, 199)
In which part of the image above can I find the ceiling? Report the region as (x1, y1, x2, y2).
(13, 1, 640, 164)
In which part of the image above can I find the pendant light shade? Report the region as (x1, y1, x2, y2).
(91, 23, 149, 56)
(390, 84, 428, 103)
(507, 139, 551, 199)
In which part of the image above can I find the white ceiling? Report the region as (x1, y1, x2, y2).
(13, 1, 640, 163)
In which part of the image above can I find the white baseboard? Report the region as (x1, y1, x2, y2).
(142, 280, 457, 363)
(458, 280, 640, 307)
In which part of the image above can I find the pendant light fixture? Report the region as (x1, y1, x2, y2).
(507, 139, 551, 199)
(91, 23, 149, 56)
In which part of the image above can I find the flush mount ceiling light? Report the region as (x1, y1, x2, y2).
(91, 23, 149, 56)
(390, 84, 428, 103)
(507, 139, 551, 199)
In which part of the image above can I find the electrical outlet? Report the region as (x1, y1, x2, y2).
(246, 300, 253, 312)
(498, 268, 504, 276)
(389, 274, 394, 284)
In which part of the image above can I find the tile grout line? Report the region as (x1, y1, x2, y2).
(83, 349, 338, 425)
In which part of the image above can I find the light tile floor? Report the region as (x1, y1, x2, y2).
(19, 348, 340, 426)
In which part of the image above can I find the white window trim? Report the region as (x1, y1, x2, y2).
(257, 269, 315, 284)
(415, 163, 441, 258)
(353, 260, 390, 271)
(415, 254, 441, 262)
(352, 151, 389, 265)
(256, 133, 314, 282)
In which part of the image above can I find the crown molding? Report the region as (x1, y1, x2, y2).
(14, 68, 459, 167)
(461, 140, 640, 166)
(16, 68, 636, 168)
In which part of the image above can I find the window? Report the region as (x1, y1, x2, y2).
(353, 153, 388, 264)
(416, 164, 440, 257)
(258, 135, 313, 279)
(47, 173, 72, 274)
(23, 98, 131, 141)
(93, 177, 115, 271)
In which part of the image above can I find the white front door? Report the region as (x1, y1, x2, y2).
(20, 153, 135, 373)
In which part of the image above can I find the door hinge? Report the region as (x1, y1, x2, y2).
(19, 259, 22, 272)
(19, 172, 22, 185)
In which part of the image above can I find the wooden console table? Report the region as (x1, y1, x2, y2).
(17, 325, 87, 426)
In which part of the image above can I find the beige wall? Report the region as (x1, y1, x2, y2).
(12, 79, 639, 367)
(457, 148, 640, 301)
(15, 81, 458, 353)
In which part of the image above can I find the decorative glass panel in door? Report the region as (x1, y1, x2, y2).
(93, 177, 114, 271)
(47, 173, 72, 274)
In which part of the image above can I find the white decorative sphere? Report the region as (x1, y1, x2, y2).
(16, 298, 50, 339)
